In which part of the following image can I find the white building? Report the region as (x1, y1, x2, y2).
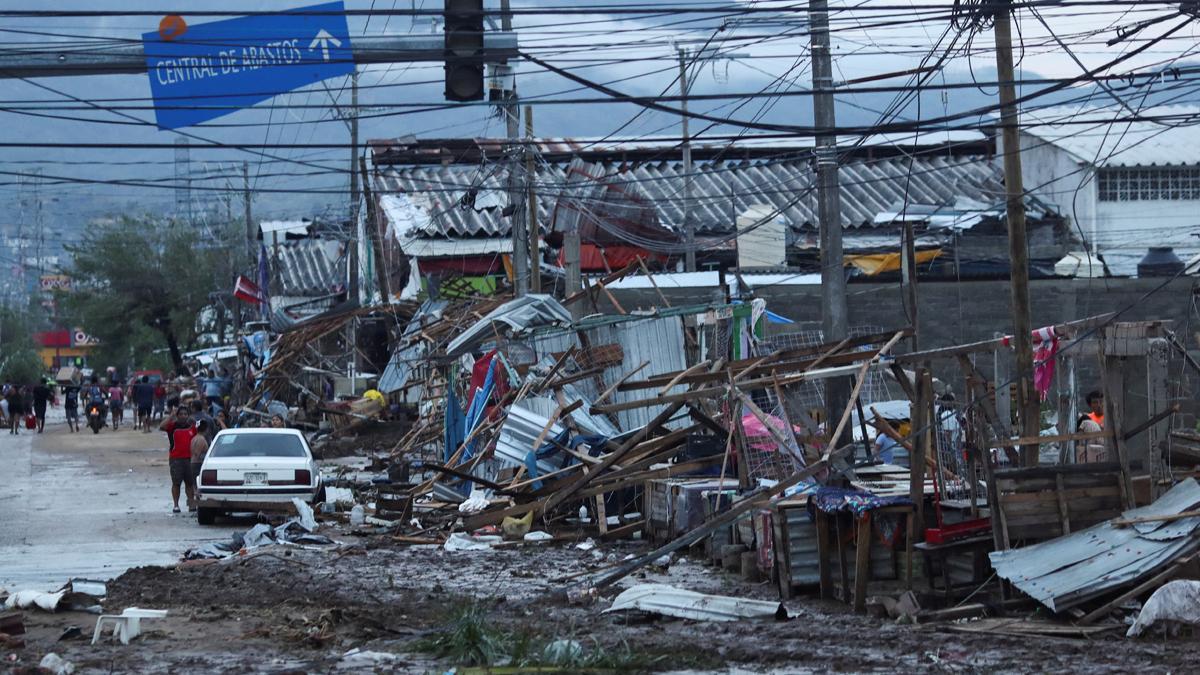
(1008, 104, 1200, 275)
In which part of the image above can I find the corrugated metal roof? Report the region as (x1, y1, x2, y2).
(274, 238, 346, 297)
(990, 478, 1200, 612)
(372, 146, 1008, 239)
(1022, 105, 1200, 168)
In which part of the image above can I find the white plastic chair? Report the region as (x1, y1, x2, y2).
(91, 608, 169, 645)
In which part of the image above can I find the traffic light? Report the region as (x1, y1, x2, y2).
(444, 0, 485, 102)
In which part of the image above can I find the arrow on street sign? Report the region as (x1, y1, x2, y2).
(143, 1, 355, 130)
(309, 29, 342, 62)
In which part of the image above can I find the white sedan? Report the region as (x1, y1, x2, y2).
(195, 428, 325, 525)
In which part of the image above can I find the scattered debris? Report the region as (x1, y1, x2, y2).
(1127, 579, 1200, 637)
(604, 584, 788, 622)
(4, 590, 64, 612)
(38, 652, 74, 675)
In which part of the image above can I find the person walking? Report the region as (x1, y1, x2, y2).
(133, 376, 155, 433)
(190, 419, 210, 490)
(107, 380, 125, 431)
(63, 384, 80, 433)
(6, 385, 23, 435)
(31, 380, 53, 434)
(160, 405, 197, 513)
(152, 380, 166, 421)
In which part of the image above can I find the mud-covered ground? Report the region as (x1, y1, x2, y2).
(7, 538, 1198, 674)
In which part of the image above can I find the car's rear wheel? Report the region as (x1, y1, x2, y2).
(196, 507, 218, 526)
(313, 484, 327, 505)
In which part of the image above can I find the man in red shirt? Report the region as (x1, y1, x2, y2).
(160, 406, 198, 513)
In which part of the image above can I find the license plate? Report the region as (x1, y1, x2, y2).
(243, 472, 268, 486)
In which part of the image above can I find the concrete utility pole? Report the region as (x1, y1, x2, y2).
(349, 71, 360, 225)
(808, 0, 851, 442)
(677, 47, 696, 273)
(242, 161, 254, 268)
(525, 104, 540, 293)
(993, 5, 1040, 465)
(501, 0, 529, 296)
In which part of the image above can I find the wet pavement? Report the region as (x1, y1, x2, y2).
(0, 414, 241, 591)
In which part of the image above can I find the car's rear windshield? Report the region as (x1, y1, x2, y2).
(209, 433, 308, 458)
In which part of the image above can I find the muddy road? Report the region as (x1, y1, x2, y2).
(0, 417, 242, 589)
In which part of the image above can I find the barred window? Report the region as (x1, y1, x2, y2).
(1098, 166, 1200, 201)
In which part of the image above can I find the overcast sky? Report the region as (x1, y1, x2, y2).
(0, 0, 1196, 226)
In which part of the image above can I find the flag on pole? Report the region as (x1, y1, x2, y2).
(233, 275, 266, 305)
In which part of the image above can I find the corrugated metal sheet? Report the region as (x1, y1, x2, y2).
(495, 405, 567, 474)
(604, 583, 787, 621)
(373, 149, 1008, 239)
(379, 299, 449, 394)
(1022, 105, 1200, 168)
(446, 295, 573, 357)
(990, 478, 1200, 612)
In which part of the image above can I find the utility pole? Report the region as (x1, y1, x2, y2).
(242, 161, 254, 271)
(809, 0, 851, 444)
(349, 71, 360, 224)
(501, 0, 528, 296)
(525, 104, 540, 293)
(677, 47, 696, 273)
(993, 4, 1040, 465)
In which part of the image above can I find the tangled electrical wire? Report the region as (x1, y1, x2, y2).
(950, 0, 997, 33)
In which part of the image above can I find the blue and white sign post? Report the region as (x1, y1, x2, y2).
(143, 2, 355, 130)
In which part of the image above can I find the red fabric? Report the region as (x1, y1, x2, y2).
(233, 275, 266, 305)
(467, 349, 510, 419)
(566, 244, 669, 272)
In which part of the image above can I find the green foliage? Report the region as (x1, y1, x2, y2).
(0, 349, 45, 385)
(61, 216, 233, 373)
(419, 602, 510, 667)
(0, 304, 47, 384)
(416, 602, 659, 671)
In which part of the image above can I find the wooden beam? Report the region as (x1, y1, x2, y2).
(592, 360, 649, 407)
(658, 360, 710, 396)
(1079, 554, 1196, 624)
(894, 313, 1115, 364)
(824, 331, 907, 460)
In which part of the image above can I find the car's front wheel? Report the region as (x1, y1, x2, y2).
(196, 507, 218, 525)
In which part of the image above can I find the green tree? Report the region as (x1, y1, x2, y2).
(62, 216, 227, 376)
(0, 304, 46, 384)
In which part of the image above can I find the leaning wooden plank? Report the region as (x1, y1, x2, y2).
(592, 360, 650, 407)
(824, 331, 907, 458)
(1112, 509, 1200, 527)
(894, 313, 1116, 364)
(658, 360, 711, 397)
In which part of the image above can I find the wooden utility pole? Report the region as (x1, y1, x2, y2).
(525, 104, 540, 293)
(993, 4, 1040, 465)
(809, 0, 851, 444)
(901, 221, 919, 350)
(501, 0, 529, 296)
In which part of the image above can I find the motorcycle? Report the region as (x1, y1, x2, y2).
(86, 402, 107, 434)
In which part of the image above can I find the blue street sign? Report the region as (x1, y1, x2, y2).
(143, 2, 354, 130)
